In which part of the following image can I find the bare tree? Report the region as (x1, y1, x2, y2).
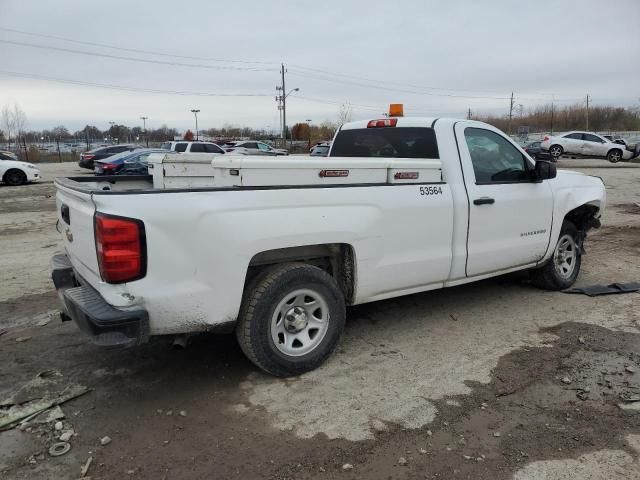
(1, 104, 15, 147)
(12, 104, 27, 142)
(337, 102, 353, 126)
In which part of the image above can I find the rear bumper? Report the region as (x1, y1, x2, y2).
(51, 253, 149, 348)
(78, 159, 94, 169)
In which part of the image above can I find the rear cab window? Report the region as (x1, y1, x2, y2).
(330, 127, 439, 158)
(174, 143, 188, 153)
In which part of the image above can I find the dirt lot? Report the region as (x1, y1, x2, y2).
(1, 161, 639, 479)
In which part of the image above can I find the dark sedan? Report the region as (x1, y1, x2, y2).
(94, 149, 166, 175)
(523, 141, 552, 161)
(79, 144, 142, 169)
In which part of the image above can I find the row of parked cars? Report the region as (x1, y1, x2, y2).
(78, 140, 299, 175)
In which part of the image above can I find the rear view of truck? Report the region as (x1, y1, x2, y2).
(52, 178, 150, 348)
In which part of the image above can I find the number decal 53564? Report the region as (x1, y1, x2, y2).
(419, 185, 443, 196)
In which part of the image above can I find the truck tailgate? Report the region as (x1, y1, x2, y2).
(55, 183, 100, 283)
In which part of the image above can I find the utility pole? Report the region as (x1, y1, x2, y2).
(281, 64, 287, 144)
(508, 91, 515, 134)
(467, 107, 472, 120)
(140, 116, 148, 147)
(586, 94, 590, 131)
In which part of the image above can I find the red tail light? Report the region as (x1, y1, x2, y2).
(101, 163, 117, 171)
(82, 153, 95, 160)
(95, 213, 146, 284)
(367, 118, 398, 128)
(543, 136, 549, 141)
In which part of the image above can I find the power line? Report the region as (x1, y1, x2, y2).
(0, 26, 278, 66)
(0, 39, 276, 72)
(0, 70, 272, 97)
(288, 70, 512, 100)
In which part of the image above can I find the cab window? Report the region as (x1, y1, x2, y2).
(174, 143, 188, 152)
(189, 143, 205, 152)
(330, 127, 439, 158)
(464, 128, 530, 184)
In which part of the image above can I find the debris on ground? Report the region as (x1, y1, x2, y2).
(0, 370, 90, 431)
(564, 281, 640, 296)
(59, 430, 74, 442)
(398, 457, 407, 466)
(15, 336, 31, 343)
(49, 441, 71, 457)
(561, 376, 572, 384)
(625, 365, 636, 374)
(179, 410, 187, 417)
(100, 436, 112, 446)
(341, 463, 353, 470)
(81, 456, 93, 477)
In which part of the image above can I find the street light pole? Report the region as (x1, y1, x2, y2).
(282, 87, 299, 146)
(190, 109, 200, 140)
(140, 116, 148, 147)
(306, 119, 312, 151)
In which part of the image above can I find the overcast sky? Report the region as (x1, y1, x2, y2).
(1, 0, 639, 133)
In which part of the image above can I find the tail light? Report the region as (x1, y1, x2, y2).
(95, 213, 146, 284)
(543, 136, 549, 141)
(82, 153, 95, 160)
(367, 118, 398, 128)
(101, 163, 117, 172)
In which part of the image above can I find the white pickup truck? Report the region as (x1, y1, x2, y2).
(51, 115, 606, 376)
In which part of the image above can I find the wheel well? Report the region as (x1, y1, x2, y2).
(246, 244, 356, 304)
(564, 204, 601, 233)
(607, 148, 622, 155)
(3, 168, 25, 181)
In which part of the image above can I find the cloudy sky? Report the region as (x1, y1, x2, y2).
(1, 0, 639, 133)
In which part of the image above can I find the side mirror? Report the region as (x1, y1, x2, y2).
(534, 160, 556, 181)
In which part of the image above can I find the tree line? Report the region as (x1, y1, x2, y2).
(477, 103, 640, 134)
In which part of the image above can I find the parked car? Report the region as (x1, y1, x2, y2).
(522, 141, 552, 161)
(539, 131, 636, 163)
(159, 141, 225, 154)
(0, 150, 18, 160)
(52, 111, 605, 376)
(94, 149, 167, 175)
(310, 142, 331, 157)
(79, 144, 143, 170)
(1, 156, 40, 185)
(223, 141, 288, 156)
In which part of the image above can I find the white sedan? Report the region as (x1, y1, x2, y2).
(540, 131, 635, 163)
(0, 157, 41, 185)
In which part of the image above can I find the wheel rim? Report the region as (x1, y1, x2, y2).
(554, 234, 577, 279)
(550, 147, 562, 157)
(610, 151, 620, 162)
(270, 288, 330, 357)
(6, 171, 24, 185)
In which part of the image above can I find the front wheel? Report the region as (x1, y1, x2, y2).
(549, 145, 563, 159)
(607, 149, 622, 163)
(530, 221, 581, 290)
(4, 169, 27, 186)
(236, 263, 346, 377)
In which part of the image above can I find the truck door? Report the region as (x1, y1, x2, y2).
(454, 123, 553, 277)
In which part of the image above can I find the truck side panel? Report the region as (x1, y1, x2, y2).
(90, 184, 454, 334)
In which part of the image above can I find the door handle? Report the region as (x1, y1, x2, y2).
(473, 197, 495, 205)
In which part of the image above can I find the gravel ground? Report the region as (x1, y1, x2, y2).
(0, 161, 639, 479)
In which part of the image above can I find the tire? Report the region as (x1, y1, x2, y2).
(3, 169, 27, 186)
(236, 263, 346, 377)
(530, 221, 581, 290)
(549, 145, 563, 159)
(607, 149, 622, 163)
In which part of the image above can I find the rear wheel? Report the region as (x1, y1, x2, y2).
(236, 263, 346, 377)
(607, 149, 622, 163)
(549, 145, 563, 159)
(4, 169, 27, 186)
(530, 221, 581, 290)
